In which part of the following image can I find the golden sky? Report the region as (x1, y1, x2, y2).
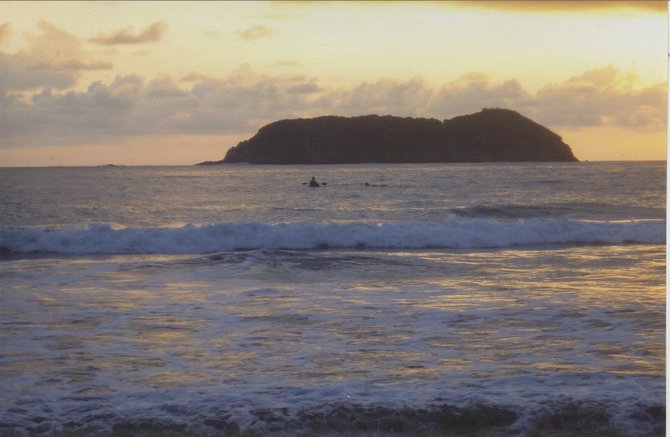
(0, 1, 666, 166)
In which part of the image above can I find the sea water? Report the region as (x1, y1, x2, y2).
(0, 162, 665, 436)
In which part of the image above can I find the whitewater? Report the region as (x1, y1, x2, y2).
(0, 218, 664, 254)
(0, 162, 665, 436)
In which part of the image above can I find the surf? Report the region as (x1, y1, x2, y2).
(0, 218, 664, 255)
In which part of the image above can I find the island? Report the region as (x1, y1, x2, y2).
(200, 108, 578, 165)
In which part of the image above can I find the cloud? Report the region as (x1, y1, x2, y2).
(90, 21, 167, 45)
(0, 52, 76, 91)
(530, 66, 667, 129)
(331, 78, 434, 115)
(287, 82, 320, 94)
(276, 59, 301, 67)
(451, 1, 666, 13)
(0, 21, 111, 92)
(426, 74, 531, 118)
(1, 65, 665, 150)
(28, 59, 113, 71)
(236, 25, 274, 41)
(202, 30, 220, 39)
(0, 22, 10, 45)
(0, 69, 328, 147)
(180, 72, 214, 82)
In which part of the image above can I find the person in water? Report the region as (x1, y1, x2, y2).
(309, 177, 320, 187)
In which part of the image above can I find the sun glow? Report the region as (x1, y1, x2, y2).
(0, 1, 666, 165)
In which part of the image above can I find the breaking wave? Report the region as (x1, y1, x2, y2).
(0, 218, 664, 255)
(3, 400, 664, 436)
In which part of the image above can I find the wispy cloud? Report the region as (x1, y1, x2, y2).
(202, 30, 220, 39)
(90, 21, 167, 45)
(0, 21, 111, 92)
(180, 72, 214, 82)
(236, 25, 274, 41)
(276, 59, 301, 67)
(452, 1, 666, 13)
(28, 59, 113, 71)
(0, 23, 10, 45)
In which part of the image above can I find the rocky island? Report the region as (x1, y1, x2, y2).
(201, 109, 578, 165)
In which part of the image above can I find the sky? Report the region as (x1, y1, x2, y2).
(0, 1, 667, 166)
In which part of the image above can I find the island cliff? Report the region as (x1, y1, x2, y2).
(203, 109, 578, 165)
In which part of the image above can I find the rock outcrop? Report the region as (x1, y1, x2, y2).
(201, 109, 578, 165)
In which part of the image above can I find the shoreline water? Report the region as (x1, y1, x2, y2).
(0, 162, 664, 435)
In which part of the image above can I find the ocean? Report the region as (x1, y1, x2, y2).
(0, 161, 665, 436)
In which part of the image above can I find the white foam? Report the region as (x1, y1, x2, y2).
(0, 218, 664, 255)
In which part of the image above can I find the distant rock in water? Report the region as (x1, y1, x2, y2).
(201, 109, 578, 165)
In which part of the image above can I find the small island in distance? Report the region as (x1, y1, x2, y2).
(199, 108, 578, 165)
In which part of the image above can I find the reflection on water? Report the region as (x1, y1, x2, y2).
(0, 162, 665, 227)
(0, 244, 664, 434)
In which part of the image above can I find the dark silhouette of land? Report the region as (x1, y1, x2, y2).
(199, 109, 578, 165)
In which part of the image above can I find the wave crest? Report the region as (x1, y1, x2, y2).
(0, 218, 664, 255)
